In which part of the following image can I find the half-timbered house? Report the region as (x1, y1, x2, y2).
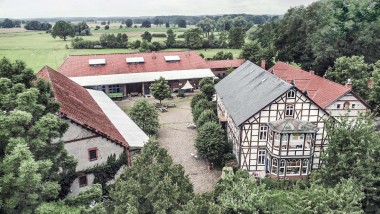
(215, 61, 331, 180)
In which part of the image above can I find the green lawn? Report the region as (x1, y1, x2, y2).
(0, 25, 242, 73)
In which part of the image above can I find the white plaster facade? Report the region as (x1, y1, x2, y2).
(325, 92, 369, 120)
(62, 120, 125, 195)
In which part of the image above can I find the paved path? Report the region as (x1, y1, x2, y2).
(156, 96, 221, 194)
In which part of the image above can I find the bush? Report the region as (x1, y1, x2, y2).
(130, 40, 141, 49)
(104, 25, 109, 30)
(200, 84, 215, 101)
(222, 153, 237, 167)
(196, 109, 218, 128)
(192, 98, 212, 123)
(195, 122, 226, 165)
(152, 33, 167, 37)
(191, 93, 207, 109)
(150, 41, 165, 51)
(172, 40, 187, 48)
(177, 34, 185, 38)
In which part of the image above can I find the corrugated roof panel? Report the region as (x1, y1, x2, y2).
(126, 57, 145, 63)
(87, 89, 149, 148)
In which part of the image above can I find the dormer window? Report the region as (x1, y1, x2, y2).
(164, 55, 180, 62)
(126, 57, 144, 64)
(287, 90, 295, 98)
(89, 59, 106, 67)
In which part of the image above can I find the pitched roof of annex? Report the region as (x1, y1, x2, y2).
(37, 66, 148, 148)
(268, 62, 352, 108)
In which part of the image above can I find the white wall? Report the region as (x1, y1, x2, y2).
(326, 93, 369, 120)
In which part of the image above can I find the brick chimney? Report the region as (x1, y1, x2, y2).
(261, 60, 266, 69)
(345, 79, 353, 89)
(309, 70, 315, 75)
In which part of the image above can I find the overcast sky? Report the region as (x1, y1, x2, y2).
(0, 0, 318, 19)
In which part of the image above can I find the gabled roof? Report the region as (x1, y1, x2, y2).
(215, 61, 292, 126)
(59, 51, 210, 77)
(267, 119, 319, 134)
(206, 59, 245, 69)
(37, 66, 133, 148)
(268, 62, 352, 108)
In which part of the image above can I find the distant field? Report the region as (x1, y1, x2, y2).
(0, 24, 242, 72)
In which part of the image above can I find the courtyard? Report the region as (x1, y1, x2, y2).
(116, 93, 221, 193)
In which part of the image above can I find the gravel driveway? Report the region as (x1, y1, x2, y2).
(116, 94, 221, 193)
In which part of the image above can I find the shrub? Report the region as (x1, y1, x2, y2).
(152, 33, 167, 38)
(177, 34, 185, 38)
(192, 98, 212, 123)
(130, 40, 141, 49)
(191, 93, 207, 109)
(104, 25, 109, 30)
(200, 84, 215, 101)
(196, 109, 218, 128)
(195, 122, 226, 165)
(222, 153, 237, 167)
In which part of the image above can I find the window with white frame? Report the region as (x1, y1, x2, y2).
(258, 149, 266, 165)
(279, 160, 286, 175)
(285, 105, 294, 116)
(287, 90, 295, 98)
(272, 159, 278, 174)
(286, 159, 301, 175)
(302, 159, 309, 175)
(259, 125, 268, 140)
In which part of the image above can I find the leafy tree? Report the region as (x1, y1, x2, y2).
(104, 25, 109, 30)
(316, 115, 380, 212)
(195, 122, 226, 165)
(0, 143, 61, 213)
(184, 28, 203, 49)
(198, 77, 214, 89)
(165, 22, 170, 28)
(176, 193, 222, 214)
(228, 27, 246, 49)
(24, 21, 52, 31)
(197, 18, 216, 37)
(368, 60, 380, 114)
(212, 51, 233, 60)
(130, 39, 141, 49)
(232, 16, 251, 30)
(326, 56, 370, 99)
(240, 40, 274, 67)
(141, 20, 151, 28)
(190, 93, 207, 109)
(150, 76, 171, 104)
(108, 139, 193, 213)
(176, 19, 187, 28)
(141, 31, 152, 42)
(216, 17, 233, 31)
(51, 21, 75, 41)
(192, 98, 212, 123)
(154, 18, 161, 26)
(217, 31, 228, 48)
(196, 109, 218, 128)
(200, 83, 215, 101)
(166, 29, 176, 48)
(73, 21, 91, 36)
(126, 19, 133, 28)
(128, 100, 159, 136)
(139, 40, 151, 52)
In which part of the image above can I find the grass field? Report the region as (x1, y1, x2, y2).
(0, 24, 242, 72)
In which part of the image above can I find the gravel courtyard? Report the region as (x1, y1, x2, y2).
(116, 94, 221, 193)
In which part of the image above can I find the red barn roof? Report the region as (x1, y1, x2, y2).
(59, 51, 211, 77)
(206, 59, 245, 69)
(268, 62, 352, 108)
(37, 66, 128, 148)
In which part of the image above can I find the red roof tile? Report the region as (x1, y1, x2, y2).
(268, 62, 351, 108)
(206, 59, 245, 69)
(59, 51, 211, 77)
(37, 66, 128, 148)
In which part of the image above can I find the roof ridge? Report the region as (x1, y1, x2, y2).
(67, 50, 197, 57)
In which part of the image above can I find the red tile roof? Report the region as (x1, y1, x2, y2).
(37, 66, 128, 148)
(59, 51, 211, 77)
(206, 59, 245, 69)
(268, 62, 351, 108)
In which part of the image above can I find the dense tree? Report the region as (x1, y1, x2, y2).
(198, 77, 213, 89)
(126, 19, 133, 28)
(176, 19, 187, 28)
(228, 27, 246, 49)
(184, 28, 203, 49)
(195, 122, 226, 165)
(51, 21, 75, 41)
(212, 51, 233, 60)
(190, 93, 207, 109)
(73, 21, 91, 36)
(150, 76, 171, 104)
(316, 115, 380, 212)
(196, 18, 215, 37)
(166, 29, 176, 48)
(0, 18, 20, 28)
(240, 40, 274, 67)
(368, 60, 380, 114)
(141, 31, 152, 42)
(216, 17, 233, 31)
(326, 56, 370, 99)
(24, 21, 52, 31)
(108, 139, 193, 213)
(128, 100, 159, 136)
(175, 193, 222, 214)
(200, 84, 215, 101)
(192, 98, 211, 123)
(217, 31, 228, 48)
(165, 22, 170, 28)
(196, 109, 218, 128)
(232, 16, 251, 30)
(141, 20, 151, 28)
(154, 18, 162, 26)
(99, 33, 128, 48)
(104, 25, 109, 30)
